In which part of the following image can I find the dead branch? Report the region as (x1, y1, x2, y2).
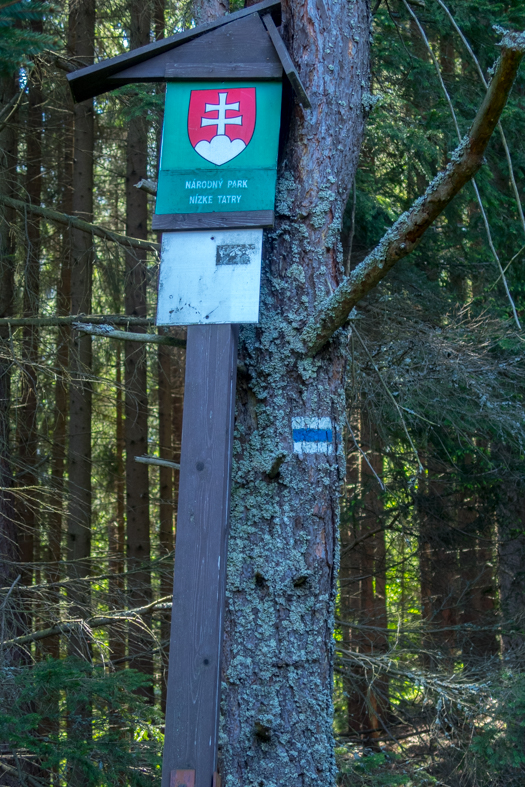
(73, 322, 186, 348)
(0, 194, 160, 253)
(134, 455, 180, 470)
(134, 178, 158, 195)
(0, 86, 24, 134)
(0, 314, 154, 328)
(302, 33, 525, 355)
(1, 596, 173, 648)
(0, 760, 46, 787)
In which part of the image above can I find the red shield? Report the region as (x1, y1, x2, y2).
(188, 87, 256, 166)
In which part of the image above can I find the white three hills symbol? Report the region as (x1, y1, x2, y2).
(195, 93, 246, 166)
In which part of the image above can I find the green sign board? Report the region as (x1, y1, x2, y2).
(155, 80, 282, 216)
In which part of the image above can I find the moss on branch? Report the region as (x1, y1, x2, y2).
(301, 34, 525, 356)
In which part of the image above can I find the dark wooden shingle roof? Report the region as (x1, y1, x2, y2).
(66, 0, 309, 108)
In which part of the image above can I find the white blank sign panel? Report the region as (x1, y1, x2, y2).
(156, 229, 263, 325)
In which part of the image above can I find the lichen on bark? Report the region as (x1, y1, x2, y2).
(220, 0, 371, 782)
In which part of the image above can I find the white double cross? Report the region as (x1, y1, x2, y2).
(201, 92, 242, 136)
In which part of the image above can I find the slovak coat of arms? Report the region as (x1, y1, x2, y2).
(188, 87, 256, 166)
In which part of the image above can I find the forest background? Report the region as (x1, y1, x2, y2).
(1, 0, 525, 785)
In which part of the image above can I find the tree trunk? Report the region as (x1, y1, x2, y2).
(497, 470, 525, 659)
(109, 345, 126, 665)
(154, 0, 165, 40)
(45, 95, 74, 660)
(16, 58, 43, 582)
(220, 0, 370, 780)
(66, 3, 95, 782)
(0, 73, 19, 606)
(125, 0, 153, 700)
(158, 335, 173, 713)
(457, 457, 498, 668)
(66, 0, 95, 660)
(192, 0, 228, 26)
(418, 455, 458, 668)
(339, 416, 367, 737)
(343, 416, 388, 745)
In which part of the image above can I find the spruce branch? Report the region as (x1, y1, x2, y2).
(301, 33, 525, 355)
(0, 314, 155, 327)
(1, 596, 173, 648)
(403, 0, 521, 328)
(0, 194, 160, 253)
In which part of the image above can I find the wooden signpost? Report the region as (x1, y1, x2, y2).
(67, 5, 309, 785)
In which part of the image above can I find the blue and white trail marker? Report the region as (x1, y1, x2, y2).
(292, 417, 334, 455)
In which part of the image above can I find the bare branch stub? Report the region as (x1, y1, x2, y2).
(301, 34, 525, 356)
(72, 322, 186, 348)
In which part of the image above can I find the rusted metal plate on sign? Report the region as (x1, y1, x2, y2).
(216, 243, 255, 265)
(170, 771, 195, 787)
(156, 229, 262, 326)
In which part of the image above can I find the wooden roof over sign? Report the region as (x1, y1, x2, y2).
(67, 0, 310, 108)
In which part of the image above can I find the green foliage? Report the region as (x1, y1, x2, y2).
(0, 658, 162, 786)
(0, 1, 54, 75)
(469, 672, 525, 785)
(336, 748, 438, 786)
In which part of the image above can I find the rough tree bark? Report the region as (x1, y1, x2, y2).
(45, 89, 74, 659)
(342, 417, 388, 745)
(219, 7, 525, 784)
(0, 74, 19, 595)
(192, 0, 228, 26)
(418, 455, 458, 668)
(339, 418, 366, 737)
(66, 0, 95, 664)
(158, 334, 173, 712)
(496, 459, 525, 658)
(457, 456, 498, 668)
(220, 1, 371, 781)
(16, 55, 43, 582)
(109, 345, 126, 665)
(125, 0, 153, 699)
(65, 5, 96, 783)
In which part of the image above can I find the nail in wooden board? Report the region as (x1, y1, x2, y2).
(161, 324, 239, 787)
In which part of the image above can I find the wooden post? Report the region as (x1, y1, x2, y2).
(161, 323, 238, 787)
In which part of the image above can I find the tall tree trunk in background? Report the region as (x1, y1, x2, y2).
(153, 0, 171, 711)
(66, 2, 95, 780)
(160, 337, 184, 709)
(125, 0, 153, 700)
(154, 0, 165, 40)
(220, 0, 370, 780)
(0, 74, 19, 607)
(340, 418, 367, 737)
(45, 91, 74, 660)
(67, 0, 95, 646)
(497, 462, 525, 659)
(418, 455, 458, 667)
(109, 345, 126, 665)
(158, 337, 172, 713)
(457, 458, 498, 668)
(192, 0, 228, 26)
(16, 52, 43, 590)
(349, 419, 387, 745)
